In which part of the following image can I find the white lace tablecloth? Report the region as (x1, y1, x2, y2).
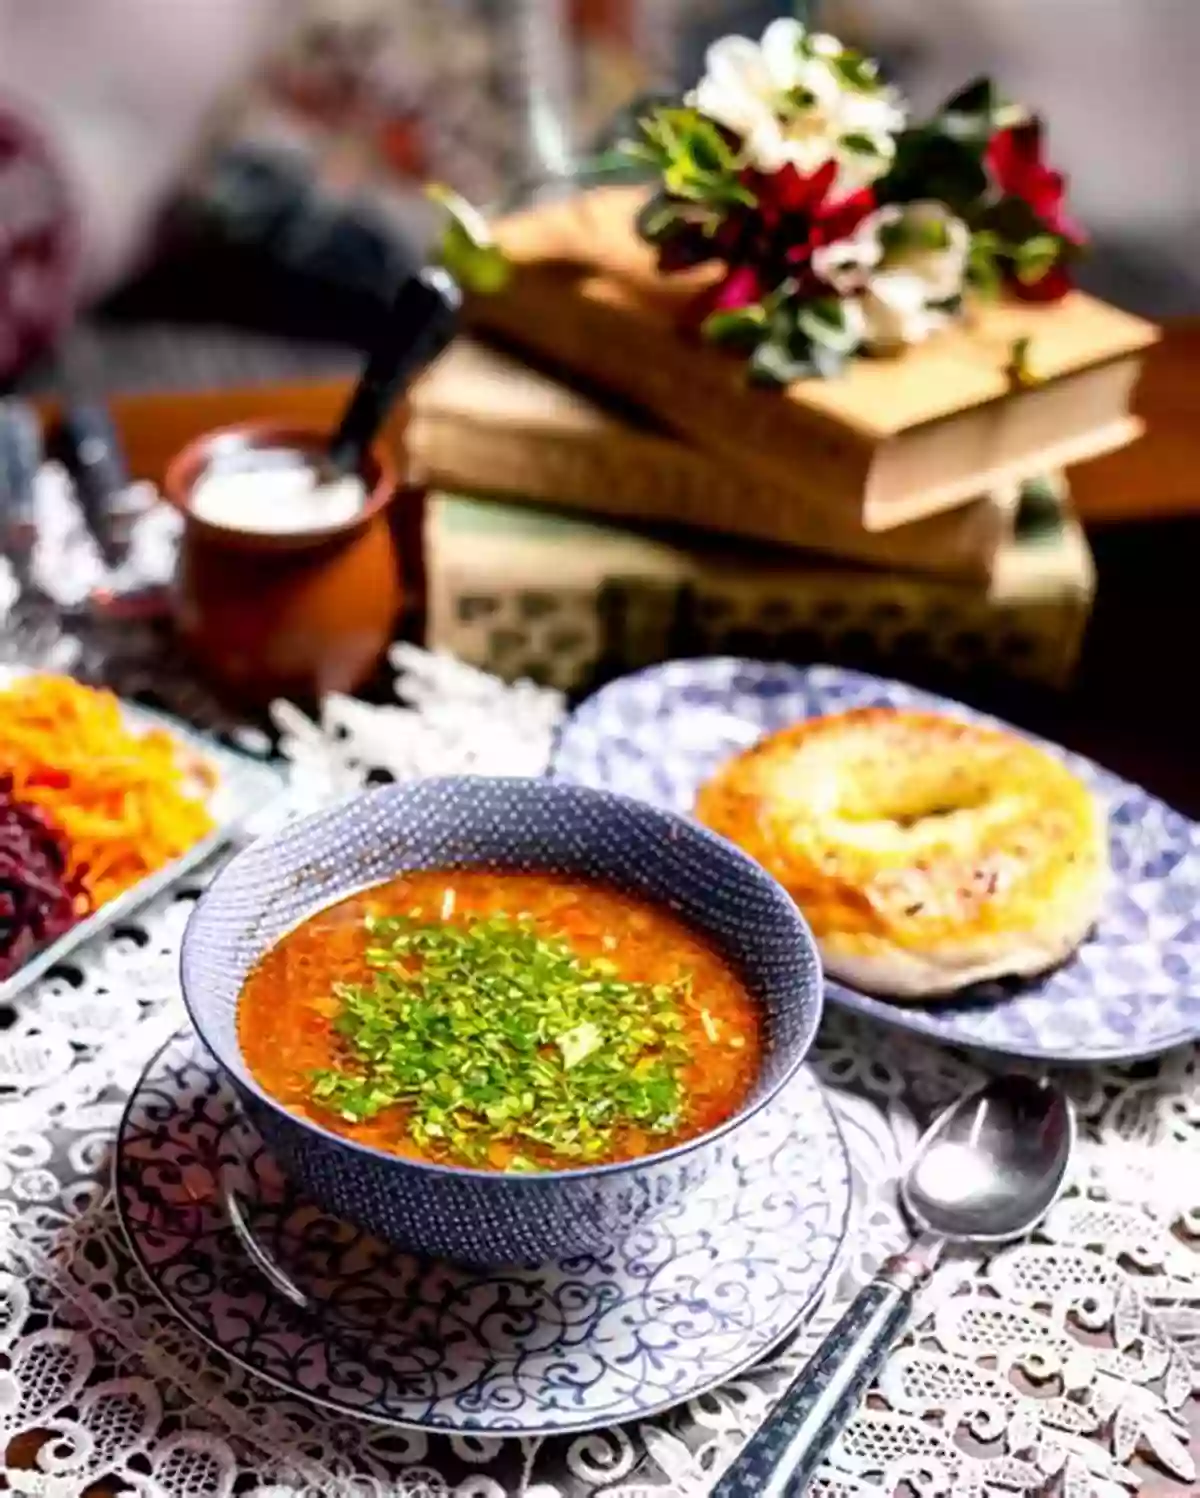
(1, 649, 1197, 1498)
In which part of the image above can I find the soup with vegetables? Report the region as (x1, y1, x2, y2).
(237, 870, 763, 1173)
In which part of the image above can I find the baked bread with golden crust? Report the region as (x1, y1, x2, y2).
(695, 708, 1108, 999)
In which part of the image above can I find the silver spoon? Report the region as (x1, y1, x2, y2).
(711, 1074, 1075, 1497)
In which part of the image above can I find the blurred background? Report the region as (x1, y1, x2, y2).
(3, 0, 1195, 382)
(0, 0, 1197, 805)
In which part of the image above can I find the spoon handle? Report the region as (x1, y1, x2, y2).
(326, 267, 461, 476)
(710, 1248, 935, 1498)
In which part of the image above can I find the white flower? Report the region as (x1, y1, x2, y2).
(860, 270, 948, 350)
(812, 201, 970, 351)
(810, 217, 885, 295)
(686, 18, 905, 192)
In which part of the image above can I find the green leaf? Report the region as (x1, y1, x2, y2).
(878, 129, 988, 214)
(937, 76, 1006, 146)
(558, 1021, 604, 1070)
(941, 77, 1000, 118)
(635, 193, 727, 271)
(912, 216, 953, 252)
(967, 255, 1001, 298)
(703, 303, 769, 352)
(636, 192, 722, 245)
(425, 184, 511, 295)
(1007, 335, 1042, 389)
(618, 138, 664, 170)
(635, 194, 679, 243)
(880, 212, 952, 256)
(840, 131, 882, 157)
(688, 119, 731, 175)
(976, 193, 1045, 244)
(829, 50, 881, 92)
(632, 105, 755, 207)
(1015, 475, 1066, 540)
(640, 106, 733, 170)
(797, 297, 862, 355)
(967, 229, 1003, 296)
(441, 223, 511, 295)
(808, 339, 849, 380)
(749, 335, 815, 388)
(877, 217, 907, 256)
(1013, 232, 1063, 285)
(783, 84, 818, 111)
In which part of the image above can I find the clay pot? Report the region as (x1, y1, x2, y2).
(164, 421, 406, 706)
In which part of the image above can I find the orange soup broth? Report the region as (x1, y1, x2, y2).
(237, 870, 763, 1170)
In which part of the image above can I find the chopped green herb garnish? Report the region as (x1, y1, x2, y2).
(309, 912, 692, 1169)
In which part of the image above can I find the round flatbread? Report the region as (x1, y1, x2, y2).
(695, 707, 1108, 999)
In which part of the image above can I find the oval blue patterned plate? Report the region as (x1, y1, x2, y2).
(553, 658, 1200, 1064)
(114, 1029, 851, 1436)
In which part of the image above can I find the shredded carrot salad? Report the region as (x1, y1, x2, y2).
(0, 674, 217, 909)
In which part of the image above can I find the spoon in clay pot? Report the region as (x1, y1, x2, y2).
(711, 1074, 1075, 1497)
(185, 265, 462, 535)
(324, 264, 462, 480)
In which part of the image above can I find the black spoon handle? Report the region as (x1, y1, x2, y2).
(58, 403, 133, 566)
(0, 399, 43, 576)
(710, 1251, 933, 1497)
(0, 399, 42, 524)
(327, 266, 461, 476)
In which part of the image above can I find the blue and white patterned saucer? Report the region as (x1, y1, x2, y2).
(553, 658, 1200, 1064)
(114, 1029, 851, 1436)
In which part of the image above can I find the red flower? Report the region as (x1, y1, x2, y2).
(695, 264, 767, 317)
(686, 162, 875, 321)
(1008, 261, 1074, 303)
(985, 120, 1083, 301)
(746, 162, 877, 267)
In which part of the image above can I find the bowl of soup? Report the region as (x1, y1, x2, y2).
(180, 777, 823, 1265)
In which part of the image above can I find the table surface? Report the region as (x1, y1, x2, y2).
(10, 314, 1199, 1494)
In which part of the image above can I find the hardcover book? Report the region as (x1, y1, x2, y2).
(409, 340, 1017, 579)
(425, 484, 1094, 693)
(469, 186, 1157, 531)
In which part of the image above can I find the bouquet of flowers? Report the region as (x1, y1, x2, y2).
(623, 16, 1084, 385)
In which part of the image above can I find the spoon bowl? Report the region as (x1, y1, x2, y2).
(904, 1075, 1074, 1242)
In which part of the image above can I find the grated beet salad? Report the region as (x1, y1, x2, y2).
(0, 776, 84, 980)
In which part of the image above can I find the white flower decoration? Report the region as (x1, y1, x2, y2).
(687, 18, 905, 192)
(812, 201, 970, 351)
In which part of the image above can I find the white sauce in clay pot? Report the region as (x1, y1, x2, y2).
(188, 449, 368, 534)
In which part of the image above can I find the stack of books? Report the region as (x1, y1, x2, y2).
(407, 342, 1090, 693)
(403, 185, 1155, 694)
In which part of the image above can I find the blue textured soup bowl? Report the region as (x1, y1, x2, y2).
(180, 777, 823, 1266)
